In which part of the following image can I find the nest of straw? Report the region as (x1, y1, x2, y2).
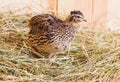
(0, 12, 120, 82)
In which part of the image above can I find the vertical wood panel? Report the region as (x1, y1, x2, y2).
(48, 0, 58, 15)
(75, 0, 107, 28)
(75, 0, 92, 22)
(58, 0, 74, 15)
(107, 0, 120, 30)
(48, 0, 107, 29)
(92, 0, 107, 28)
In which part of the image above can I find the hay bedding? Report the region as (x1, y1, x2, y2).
(0, 13, 120, 82)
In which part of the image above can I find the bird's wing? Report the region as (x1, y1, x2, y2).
(28, 21, 55, 45)
(29, 14, 63, 27)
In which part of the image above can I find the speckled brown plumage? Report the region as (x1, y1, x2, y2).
(28, 10, 86, 57)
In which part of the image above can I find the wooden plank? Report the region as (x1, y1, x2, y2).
(75, 0, 92, 22)
(92, 0, 107, 28)
(107, 0, 120, 30)
(58, 0, 75, 16)
(47, 0, 107, 29)
(48, 0, 58, 15)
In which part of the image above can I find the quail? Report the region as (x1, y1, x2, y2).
(28, 10, 86, 57)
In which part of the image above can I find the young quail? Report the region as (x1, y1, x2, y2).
(28, 10, 86, 57)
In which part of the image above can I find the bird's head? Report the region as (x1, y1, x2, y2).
(66, 10, 87, 23)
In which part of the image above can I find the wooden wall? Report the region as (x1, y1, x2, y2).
(48, 0, 107, 29)
(107, 0, 120, 30)
(0, 0, 119, 30)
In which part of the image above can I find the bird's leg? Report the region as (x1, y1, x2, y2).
(46, 54, 54, 67)
(67, 44, 71, 55)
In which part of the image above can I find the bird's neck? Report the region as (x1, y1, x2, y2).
(64, 15, 72, 23)
(64, 20, 80, 27)
(63, 15, 80, 28)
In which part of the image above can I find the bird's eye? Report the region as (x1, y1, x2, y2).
(77, 16, 80, 18)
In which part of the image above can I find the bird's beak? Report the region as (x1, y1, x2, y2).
(81, 17, 87, 22)
(79, 15, 87, 22)
(83, 19, 87, 22)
